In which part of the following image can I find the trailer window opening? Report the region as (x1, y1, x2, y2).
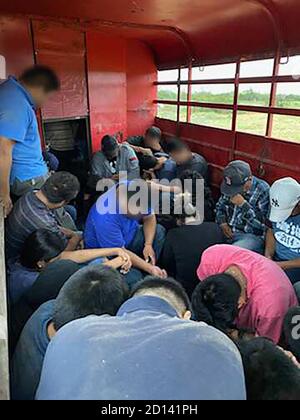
(155, 54, 300, 143)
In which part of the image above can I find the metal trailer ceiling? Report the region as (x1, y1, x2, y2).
(0, 0, 300, 68)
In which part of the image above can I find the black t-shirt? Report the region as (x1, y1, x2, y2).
(160, 222, 225, 297)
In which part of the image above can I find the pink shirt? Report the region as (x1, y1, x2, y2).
(197, 245, 298, 343)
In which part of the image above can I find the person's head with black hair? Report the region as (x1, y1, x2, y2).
(166, 138, 192, 165)
(19, 65, 60, 107)
(117, 179, 153, 217)
(238, 337, 300, 400)
(144, 126, 162, 152)
(101, 135, 119, 161)
(192, 274, 241, 333)
(131, 276, 191, 319)
(20, 229, 66, 271)
(283, 307, 300, 362)
(38, 171, 80, 209)
(53, 265, 129, 331)
(139, 155, 159, 172)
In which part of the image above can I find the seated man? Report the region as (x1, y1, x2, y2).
(166, 138, 208, 181)
(265, 177, 300, 296)
(9, 260, 80, 351)
(216, 160, 270, 254)
(127, 126, 166, 156)
(192, 244, 298, 344)
(84, 180, 167, 287)
(238, 337, 300, 400)
(8, 228, 132, 304)
(36, 277, 246, 400)
(11, 265, 129, 400)
(91, 135, 140, 182)
(5, 171, 81, 260)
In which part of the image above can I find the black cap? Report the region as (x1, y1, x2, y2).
(221, 160, 252, 197)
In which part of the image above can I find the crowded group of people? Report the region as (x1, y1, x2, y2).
(1, 65, 300, 400)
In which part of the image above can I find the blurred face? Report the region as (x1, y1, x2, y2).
(29, 86, 55, 108)
(144, 136, 161, 152)
(170, 148, 191, 165)
(105, 148, 119, 161)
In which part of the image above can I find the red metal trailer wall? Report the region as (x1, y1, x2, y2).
(86, 33, 157, 152)
(0, 16, 157, 152)
(0, 17, 34, 77)
(86, 32, 128, 151)
(32, 21, 88, 120)
(126, 40, 157, 137)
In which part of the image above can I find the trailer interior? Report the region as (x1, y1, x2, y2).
(1, 0, 300, 400)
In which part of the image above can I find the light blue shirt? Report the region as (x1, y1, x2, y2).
(36, 296, 246, 400)
(0, 77, 48, 183)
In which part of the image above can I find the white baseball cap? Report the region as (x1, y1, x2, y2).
(269, 177, 300, 223)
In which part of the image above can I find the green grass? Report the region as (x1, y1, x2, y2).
(157, 90, 300, 142)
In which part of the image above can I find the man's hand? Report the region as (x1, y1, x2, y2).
(230, 194, 246, 207)
(220, 223, 233, 239)
(149, 266, 168, 279)
(140, 147, 153, 156)
(116, 248, 132, 272)
(0, 194, 13, 218)
(143, 244, 156, 265)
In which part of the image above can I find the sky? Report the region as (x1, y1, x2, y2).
(158, 56, 300, 95)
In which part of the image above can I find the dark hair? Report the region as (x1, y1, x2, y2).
(238, 337, 300, 400)
(53, 265, 129, 330)
(20, 65, 60, 92)
(41, 172, 80, 204)
(145, 126, 162, 140)
(283, 307, 300, 362)
(166, 138, 188, 154)
(20, 229, 66, 269)
(118, 179, 152, 214)
(101, 135, 119, 157)
(131, 276, 191, 312)
(139, 155, 159, 171)
(191, 274, 241, 333)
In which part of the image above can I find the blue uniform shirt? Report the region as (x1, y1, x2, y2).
(36, 296, 246, 400)
(0, 77, 48, 183)
(273, 214, 300, 261)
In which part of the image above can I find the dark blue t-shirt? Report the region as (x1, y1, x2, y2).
(273, 214, 300, 261)
(11, 300, 54, 400)
(84, 182, 151, 249)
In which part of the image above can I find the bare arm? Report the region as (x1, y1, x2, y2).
(125, 249, 167, 278)
(142, 214, 157, 264)
(60, 247, 131, 265)
(0, 137, 14, 217)
(265, 228, 276, 259)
